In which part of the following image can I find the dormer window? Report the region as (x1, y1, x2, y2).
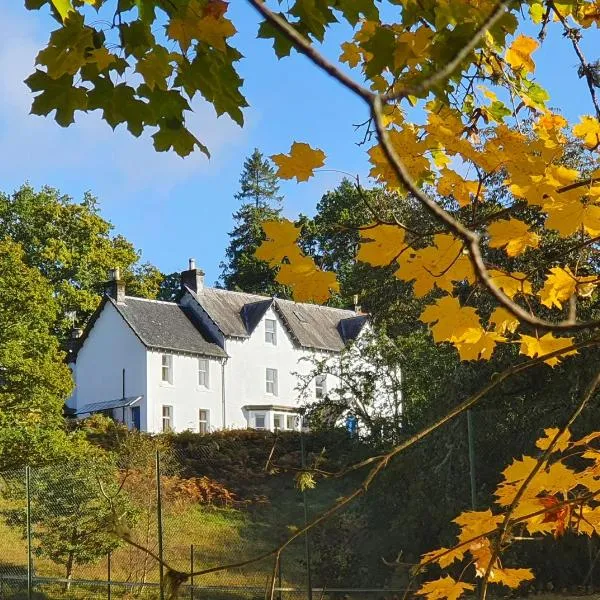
(265, 319, 277, 345)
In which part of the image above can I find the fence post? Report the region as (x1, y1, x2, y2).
(25, 466, 33, 600)
(190, 544, 194, 600)
(156, 450, 165, 600)
(107, 552, 112, 600)
(300, 416, 313, 600)
(278, 555, 283, 600)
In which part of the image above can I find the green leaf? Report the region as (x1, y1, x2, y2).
(135, 45, 173, 91)
(290, 0, 337, 42)
(152, 118, 209, 157)
(175, 45, 248, 126)
(50, 0, 73, 21)
(25, 69, 87, 126)
(257, 19, 296, 58)
(87, 77, 149, 136)
(119, 20, 156, 59)
(488, 100, 512, 122)
(362, 25, 396, 79)
(333, 0, 379, 26)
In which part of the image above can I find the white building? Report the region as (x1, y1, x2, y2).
(67, 261, 369, 434)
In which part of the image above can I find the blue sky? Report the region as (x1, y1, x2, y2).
(0, 3, 597, 284)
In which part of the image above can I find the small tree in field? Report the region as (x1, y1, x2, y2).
(4, 454, 134, 587)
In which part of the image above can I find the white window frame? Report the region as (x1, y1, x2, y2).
(198, 409, 209, 434)
(315, 374, 327, 399)
(253, 412, 266, 430)
(273, 413, 284, 431)
(265, 319, 277, 345)
(286, 414, 297, 431)
(162, 405, 173, 432)
(198, 358, 210, 388)
(161, 354, 173, 384)
(266, 368, 278, 396)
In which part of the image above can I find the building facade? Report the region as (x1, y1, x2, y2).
(67, 262, 369, 434)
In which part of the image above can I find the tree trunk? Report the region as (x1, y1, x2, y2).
(65, 552, 74, 591)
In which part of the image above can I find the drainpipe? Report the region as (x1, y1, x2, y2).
(221, 358, 227, 429)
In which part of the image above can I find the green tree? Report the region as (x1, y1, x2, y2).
(219, 149, 289, 295)
(0, 185, 163, 337)
(3, 453, 135, 587)
(0, 239, 74, 469)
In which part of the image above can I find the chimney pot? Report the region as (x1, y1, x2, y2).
(189, 258, 196, 270)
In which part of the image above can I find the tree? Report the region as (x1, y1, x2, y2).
(22, 1, 600, 598)
(0, 238, 74, 469)
(0, 185, 163, 338)
(219, 149, 289, 295)
(3, 453, 135, 587)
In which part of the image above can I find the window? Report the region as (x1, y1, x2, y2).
(266, 368, 278, 395)
(198, 358, 209, 388)
(315, 374, 327, 399)
(199, 409, 209, 434)
(162, 405, 173, 432)
(265, 319, 277, 345)
(161, 354, 173, 383)
(273, 413, 284, 430)
(287, 414, 297, 430)
(254, 413, 266, 430)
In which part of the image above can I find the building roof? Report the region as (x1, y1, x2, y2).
(189, 287, 367, 352)
(75, 395, 142, 415)
(112, 297, 227, 357)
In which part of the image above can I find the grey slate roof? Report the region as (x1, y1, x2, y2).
(274, 298, 363, 352)
(111, 297, 226, 357)
(75, 395, 142, 415)
(190, 287, 367, 352)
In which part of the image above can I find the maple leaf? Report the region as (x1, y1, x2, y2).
(420, 546, 466, 569)
(339, 42, 362, 67)
(505, 34, 539, 74)
(573, 115, 600, 150)
(50, 0, 73, 21)
(356, 224, 407, 267)
(437, 168, 483, 207)
(519, 333, 577, 367)
(455, 330, 506, 361)
(86, 47, 116, 72)
(416, 576, 474, 600)
(135, 47, 173, 91)
(277, 255, 340, 303)
(545, 200, 600, 237)
(152, 118, 208, 157)
(539, 495, 571, 537)
(454, 509, 503, 543)
(271, 142, 326, 182)
(489, 307, 519, 335)
(396, 234, 474, 297)
(539, 266, 596, 309)
(255, 220, 302, 266)
(535, 428, 571, 453)
(489, 270, 533, 299)
(487, 218, 540, 257)
(489, 567, 535, 587)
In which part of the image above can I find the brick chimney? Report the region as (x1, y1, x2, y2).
(106, 267, 126, 304)
(180, 258, 205, 294)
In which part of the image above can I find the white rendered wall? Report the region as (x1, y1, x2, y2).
(146, 350, 224, 434)
(222, 306, 332, 429)
(70, 302, 148, 427)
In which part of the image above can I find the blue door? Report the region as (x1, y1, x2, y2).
(131, 406, 141, 430)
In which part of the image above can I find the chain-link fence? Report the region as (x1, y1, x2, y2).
(0, 432, 402, 600)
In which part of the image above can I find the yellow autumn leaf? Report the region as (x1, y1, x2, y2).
(255, 220, 302, 266)
(395, 234, 474, 297)
(539, 266, 596, 309)
(489, 270, 533, 299)
(271, 142, 326, 183)
(167, 1, 235, 52)
(573, 115, 600, 149)
(518, 332, 577, 367)
(487, 218, 540, 256)
(545, 200, 600, 237)
(50, 0, 73, 20)
(505, 34, 539, 74)
(489, 567, 535, 587)
(437, 168, 483, 207)
(357, 224, 407, 267)
(416, 576, 474, 600)
(420, 546, 466, 569)
(339, 42, 362, 67)
(276, 255, 339, 303)
(454, 509, 503, 543)
(535, 427, 571, 453)
(489, 306, 520, 334)
(455, 330, 506, 361)
(420, 297, 483, 345)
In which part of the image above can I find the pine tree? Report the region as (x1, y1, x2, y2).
(219, 149, 290, 296)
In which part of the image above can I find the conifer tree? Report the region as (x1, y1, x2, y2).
(219, 149, 289, 296)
